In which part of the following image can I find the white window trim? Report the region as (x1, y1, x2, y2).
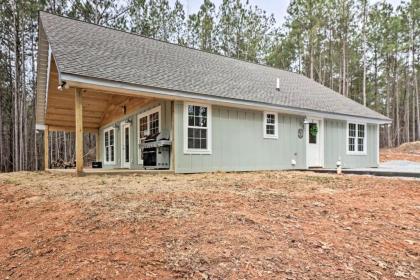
(137, 106, 161, 164)
(103, 126, 116, 165)
(183, 102, 212, 154)
(346, 121, 368, 155)
(263, 111, 278, 139)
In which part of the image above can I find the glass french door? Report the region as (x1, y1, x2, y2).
(137, 107, 160, 165)
(138, 115, 148, 165)
(121, 122, 131, 168)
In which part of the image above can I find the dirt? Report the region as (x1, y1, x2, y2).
(381, 142, 420, 162)
(0, 171, 419, 279)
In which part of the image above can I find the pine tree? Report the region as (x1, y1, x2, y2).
(187, 0, 217, 52)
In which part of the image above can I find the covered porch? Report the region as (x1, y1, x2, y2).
(40, 57, 175, 176)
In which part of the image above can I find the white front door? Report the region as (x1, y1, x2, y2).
(306, 118, 323, 167)
(121, 122, 131, 168)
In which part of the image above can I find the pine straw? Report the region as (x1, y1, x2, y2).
(0, 171, 419, 279)
(396, 141, 420, 153)
(381, 141, 420, 162)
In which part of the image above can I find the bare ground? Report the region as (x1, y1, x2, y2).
(0, 171, 419, 279)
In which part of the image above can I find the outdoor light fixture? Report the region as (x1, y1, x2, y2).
(122, 105, 127, 115)
(126, 118, 132, 124)
(299, 119, 309, 131)
(57, 81, 67, 91)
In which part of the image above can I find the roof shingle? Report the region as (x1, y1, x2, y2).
(39, 12, 389, 121)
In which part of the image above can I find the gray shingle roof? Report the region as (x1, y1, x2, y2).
(39, 12, 389, 122)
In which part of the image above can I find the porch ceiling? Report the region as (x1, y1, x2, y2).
(45, 58, 154, 131)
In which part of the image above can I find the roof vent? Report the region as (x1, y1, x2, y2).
(276, 78, 280, 91)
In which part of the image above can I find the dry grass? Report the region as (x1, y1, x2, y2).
(0, 171, 419, 279)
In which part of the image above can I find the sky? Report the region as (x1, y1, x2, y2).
(170, 0, 404, 25)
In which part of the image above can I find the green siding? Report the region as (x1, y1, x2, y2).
(97, 99, 379, 172)
(174, 101, 306, 173)
(98, 100, 172, 169)
(324, 119, 378, 168)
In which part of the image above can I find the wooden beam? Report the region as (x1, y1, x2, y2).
(75, 88, 84, 175)
(49, 91, 111, 102)
(44, 125, 49, 170)
(48, 96, 109, 108)
(47, 108, 103, 118)
(100, 98, 153, 127)
(48, 100, 103, 112)
(48, 125, 98, 133)
(100, 96, 132, 124)
(46, 114, 101, 123)
(44, 119, 99, 128)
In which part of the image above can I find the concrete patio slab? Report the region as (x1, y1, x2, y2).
(307, 160, 420, 178)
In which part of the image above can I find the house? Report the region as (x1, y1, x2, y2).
(35, 12, 391, 175)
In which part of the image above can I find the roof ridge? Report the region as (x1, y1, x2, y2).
(39, 11, 295, 76)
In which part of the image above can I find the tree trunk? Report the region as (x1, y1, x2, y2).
(338, 58, 342, 96)
(362, 0, 367, 106)
(50, 132, 53, 167)
(374, 49, 379, 111)
(405, 66, 410, 143)
(309, 32, 314, 80)
(415, 71, 419, 140)
(20, 27, 25, 170)
(413, 93, 416, 141)
(395, 75, 400, 146)
(329, 29, 333, 89)
(342, 39, 346, 96)
(386, 59, 392, 147)
(13, 1, 20, 171)
(409, 14, 419, 140)
(31, 21, 37, 170)
(64, 132, 67, 162)
(0, 71, 3, 172)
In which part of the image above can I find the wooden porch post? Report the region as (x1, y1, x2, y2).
(75, 88, 84, 175)
(95, 130, 100, 161)
(44, 125, 49, 170)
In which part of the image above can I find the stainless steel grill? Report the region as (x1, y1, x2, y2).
(139, 130, 171, 169)
(140, 140, 172, 149)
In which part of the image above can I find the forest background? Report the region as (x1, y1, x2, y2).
(0, 0, 418, 171)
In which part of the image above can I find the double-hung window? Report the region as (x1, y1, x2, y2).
(347, 122, 366, 154)
(184, 103, 211, 154)
(263, 112, 278, 139)
(104, 127, 115, 164)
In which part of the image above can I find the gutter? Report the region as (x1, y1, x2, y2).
(60, 72, 392, 125)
